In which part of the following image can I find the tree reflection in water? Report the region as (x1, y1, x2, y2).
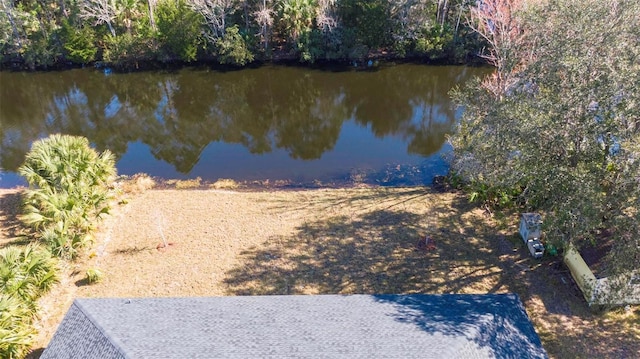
(0, 65, 489, 186)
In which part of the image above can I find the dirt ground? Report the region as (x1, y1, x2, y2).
(0, 186, 638, 359)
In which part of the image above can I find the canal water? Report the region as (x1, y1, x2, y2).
(0, 64, 488, 188)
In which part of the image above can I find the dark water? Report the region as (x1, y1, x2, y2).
(0, 64, 488, 188)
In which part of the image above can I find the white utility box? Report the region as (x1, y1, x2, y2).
(519, 213, 544, 259)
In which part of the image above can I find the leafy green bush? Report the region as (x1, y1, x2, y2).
(445, 171, 521, 210)
(339, 0, 391, 49)
(19, 134, 116, 259)
(22, 35, 59, 69)
(277, 0, 317, 42)
(296, 29, 324, 63)
(0, 10, 12, 63)
(155, 0, 202, 62)
(317, 26, 362, 61)
(6, 7, 62, 69)
(0, 245, 58, 359)
(415, 24, 454, 60)
(216, 25, 254, 66)
(60, 21, 98, 64)
(467, 181, 522, 209)
(103, 33, 154, 66)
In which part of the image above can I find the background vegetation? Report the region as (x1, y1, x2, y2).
(0, 0, 482, 68)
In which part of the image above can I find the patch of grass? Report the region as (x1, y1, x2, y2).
(603, 306, 640, 336)
(210, 178, 239, 190)
(492, 210, 517, 231)
(223, 190, 504, 296)
(116, 173, 156, 194)
(174, 177, 202, 189)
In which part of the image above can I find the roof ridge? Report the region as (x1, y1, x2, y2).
(74, 298, 132, 359)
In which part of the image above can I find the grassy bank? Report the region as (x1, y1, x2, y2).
(1, 186, 638, 358)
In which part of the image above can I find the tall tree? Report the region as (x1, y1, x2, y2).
(156, 0, 202, 61)
(452, 0, 640, 283)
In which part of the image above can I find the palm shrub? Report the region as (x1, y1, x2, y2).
(0, 294, 36, 359)
(0, 245, 58, 359)
(19, 134, 116, 259)
(0, 245, 59, 308)
(86, 267, 104, 284)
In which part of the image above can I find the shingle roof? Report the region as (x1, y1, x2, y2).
(41, 294, 547, 359)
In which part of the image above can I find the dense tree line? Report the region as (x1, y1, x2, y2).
(0, 0, 482, 68)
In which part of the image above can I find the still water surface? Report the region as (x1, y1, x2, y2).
(0, 64, 488, 188)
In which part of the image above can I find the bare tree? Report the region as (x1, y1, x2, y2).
(80, 0, 118, 37)
(253, 0, 273, 51)
(154, 209, 168, 248)
(190, 0, 238, 40)
(468, 0, 527, 96)
(316, 0, 337, 32)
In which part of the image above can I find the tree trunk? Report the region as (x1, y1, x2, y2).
(454, 3, 463, 39)
(440, 0, 450, 27)
(107, 21, 116, 37)
(243, 0, 249, 32)
(148, 0, 156, 31)
(436, 0, 445, 25)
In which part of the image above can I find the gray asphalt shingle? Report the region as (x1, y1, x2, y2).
(41, 294, 547, 359)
